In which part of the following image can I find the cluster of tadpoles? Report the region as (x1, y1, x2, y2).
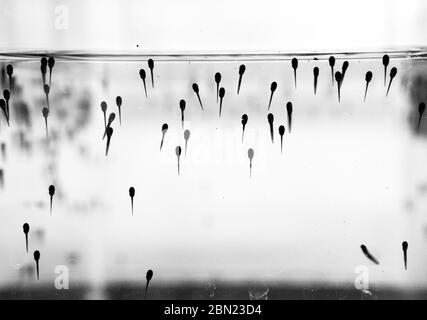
(0, 64, 13, 127)
(360, 241, 409, 270)
(40, 57, 55, 138)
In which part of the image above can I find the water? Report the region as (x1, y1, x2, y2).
(1, 50, 427, 299)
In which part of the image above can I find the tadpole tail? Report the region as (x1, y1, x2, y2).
(143, 79, 147, 98)
(237, 75, 242, 95)
(268, 92, 273, 111)
(131, 197, 134, 216)
(25, 234, 28, 253)
(294, 69, 297, 89)
(280, 136, 283, 155)
(118, 107, 122, 125)
(150, 69, 154, 88)
(386, 79, 393, 97)
(241, 127, 245, 143)
(364, 83, 369, 102)
(270, 125, 274, 143)
(219, 99, 223, 117)
(36, 261, 39, 280)
(197, 93, 204, 111)
(50, 196, 53, 216)
(106, 137, 111, 156)
(404, 251, 407, 270)
(45, 118, 48, 138)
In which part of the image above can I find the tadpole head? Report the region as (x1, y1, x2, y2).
(335, 71, 342, 83)
(179, 99, 186, 111)
(6, 64, 13, 76)
(366, 71, 373, 82)
(239, 64, 246, 75)
(267, 113, 274, 124)
(382, 54, 390, 66)
(402, 241, 408, 251)
(116, 96, 122, 107)
(33, 250, 40, 261)
(43, 84, 50, 95)
(48, 185, 55, 196)
(419, 103, 426, 115)
(360, 244, 368, 253)
(219, 87, 225, 98)
(161, 123, 168, 132)
(286, 102, 293, 114)
(215, 72, 221, 83)
(270, 82, 277, 92)
(129, 187, 135, 197)
(42, 107, 49, 118)
(342, 61, 349, 72)
(313, 67, 319, 76)
(175, 146, 182, 157)
(192, 83, 199, 93)
(248, 148, 254, 160)
(148, 59, 154, 69)
(108, 113, 116, 123)
(3, 89, 10, 101)
(279, 125, 285, 136)
(329, 56, 335, 67)
(139, 69, 146, 79)
(23, 223, 30, 234)
(106, 127, 114, 138)
(184, 129, 191, 140)
(48, 57, 55, 69)
(390, 67, 397, 78)
(101, 101, 107, 112)
(41, 57, 48, 68)
(291, 58, 298, 69)
(146, 269, 153, 281)
(241, 114, 248, 125)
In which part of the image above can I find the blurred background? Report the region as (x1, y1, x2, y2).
(0, 0, 427, 300)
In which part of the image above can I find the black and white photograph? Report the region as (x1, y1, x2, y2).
(0, 0, 427, 307)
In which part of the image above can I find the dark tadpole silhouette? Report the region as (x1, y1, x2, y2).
(268, 82, 277, 110)
(145, 269, 153, 299)
(219, 87, 225, 117)
(0, 169, 3, 189)
(0, 99, 8, 126)
(382, 54, 390, 87)
(291, 58, 298, 89)
(106, 127, 114, 156)
(48, 57, 55, 87)
(103, 113, 116, 140)
(341, 61, 349, 85)
(237, 64, 246, 94)
(179, 99, 186, 130)
(335, 71, 342, 102)
(160, 123, 168, 150)
(148, 59, 154, 88)
(184, 129, 191, 157)
(101, 101, 108, 130)
(402, 241, 408, 270)
(139, 69, 147, 98)
(286, 102, 293, 134)
(360, 244, 379, 265)
(364, 71, 373, 102)
(49, 185, 55, 215)
(41, 57, 47, 85)
(42, 107, 49, 138)
(267, 113, 274, 143)
(4, 89, 10, 120)
(129, 187, 135, 215)
(313, 67, 319, 95)
(44, 84, 50, 110)
(175, 146, 182, 175)
(418, 102, 425, 132)
(192, 83, 203, 110)
(33, 250, 40, 280)
(279, 125, 285, 154)
(241, 114, 248, 143)
(329, 56, 335, 86)
(248, 148, 254, 178)
(116, 96, 122, 125)
(386, 67, 397, 97)
(6, 64, 13, 92)
(215, 72, 221, 103)
(23, 223, 30, 253)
